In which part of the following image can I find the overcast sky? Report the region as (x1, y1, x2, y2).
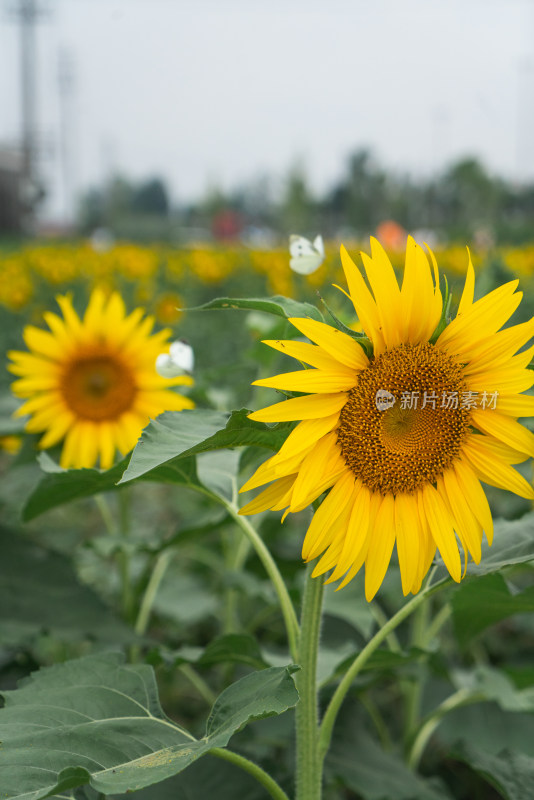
(1, 0, 533, 219)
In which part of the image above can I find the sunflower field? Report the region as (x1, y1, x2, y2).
(0, 237, 533, 800)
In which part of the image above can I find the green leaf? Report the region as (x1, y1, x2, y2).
(0, 526, 135, 646)
(326, 722, 452, 800)
(0, 652, 299, 797)
(322, 580, 376, 639)
(452, 665, 534, 712)
(466, 511, 534, 576)
(187, 294, 324, 322)
(22, 409, 290, 520)
(151, 568, 219, 625)
(438, 701, 534, 758)
(451, 573, 534, 645)
(23, 453, 202, 521)
(452, 742, 534, 800)
(205, 663, 299, 740)
(22, 454, 130, 521)
(120, 408, 290, 484)
(157, 634, 269, 670)
(197, 450, 241, 501)
(0, 394, 26, 436)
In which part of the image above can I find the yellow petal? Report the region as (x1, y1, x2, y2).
(364, 493, 396, 601)
(453, 459, 494, 545)
(276, 413, 340, 461)
(457, 247, 475, 315)
(496, 394, 534, 418)
(22, 326, 63, 360)
(439, 471, 482, 564)
(471, 409, 534, 458)
(339, 245, 384, 351)
(287, 317, 369, 370)
(262, 339, 359, 373)
(422, 484, 461, 582)
(462, 436, 534, 500)
(462, 318, 534, 374)
(395, 492, 422, 595)
(360, 238, 403, 349)
(248, 392, 348, 422)
(253, 368, 356, 393)
(335, 491, 383, 590)
(239, 475, 296, 516)
(400, 237, 439, 343)
(302, 471, 356, 560)
(290, 433, 347, 511)
(437, 281, 521, 354)
(327, 481, 372, 581)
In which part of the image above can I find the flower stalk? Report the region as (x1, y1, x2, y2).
(295, 563, 324, 800)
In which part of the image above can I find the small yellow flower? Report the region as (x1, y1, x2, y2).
(8, 288, 194, 469)
(240, 237, 534, 600)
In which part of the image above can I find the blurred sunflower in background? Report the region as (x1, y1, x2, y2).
(240, 237, 534, 600)
(8, 288, 194, 469)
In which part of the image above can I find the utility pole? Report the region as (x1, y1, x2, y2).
(58, 48, 75, 225)
(9, 0, 45, 231)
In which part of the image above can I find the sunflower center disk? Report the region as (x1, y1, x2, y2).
(337, 343, 471, 494)
(61, 352, 137, 421)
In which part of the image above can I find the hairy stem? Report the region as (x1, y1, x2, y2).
(295, 564, 324, 800)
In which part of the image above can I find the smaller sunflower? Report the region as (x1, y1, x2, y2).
(8, 288, 194, 469)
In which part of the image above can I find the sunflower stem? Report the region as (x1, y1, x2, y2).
(295, 563, 324, 800)
(210, 748, 291, 800)
(134, 549, 173, 636)
(318, 579, 448, 762)
(179, 663, 217, 706)
(210, 493, 300, 663)
(117, 489, 134, 622)
(359, 694, 392, 752)
(403, 597, 430, 749)
(423, 602, 451, 646)
(407, 688, 483, 770)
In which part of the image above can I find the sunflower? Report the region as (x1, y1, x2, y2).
(240, 238, 534, 600)
(8, 288, 194, 470)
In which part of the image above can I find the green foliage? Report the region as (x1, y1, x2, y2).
(187, 295, 324, 322)
(0, 526, 135, 647)
(1, 261, 534, 800)
(0, 653, 299, 797)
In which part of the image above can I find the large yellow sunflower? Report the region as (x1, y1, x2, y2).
(8, 288, 194, 470)
(240, 238, 534, 600)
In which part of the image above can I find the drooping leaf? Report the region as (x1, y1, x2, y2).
(187, 295, 324, 322)
(451, 573, 534, 646)
(0, 652, 299, 797)
(0, 526, 135, 646)
(120, 409, 290, 484)
(452, 742, 534, 800)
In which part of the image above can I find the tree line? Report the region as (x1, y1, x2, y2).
(78, 149, 534, 245)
